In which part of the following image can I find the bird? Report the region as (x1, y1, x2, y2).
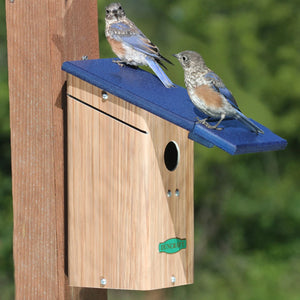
(173, 50, 264, 134)
(105, 2, 175, 88)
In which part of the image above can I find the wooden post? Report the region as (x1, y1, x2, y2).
(6, 1, 107, 299)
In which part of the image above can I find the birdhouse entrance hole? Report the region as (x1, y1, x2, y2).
(164, 141, 180, 171)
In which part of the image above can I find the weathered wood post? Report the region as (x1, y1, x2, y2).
(6, 1, 107, 299)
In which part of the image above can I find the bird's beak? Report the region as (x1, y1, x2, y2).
(172, 54, 179, 59)
(112, 10, 119, 19)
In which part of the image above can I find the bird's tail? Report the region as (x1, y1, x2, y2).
(235, 110, 264, 134)
(145, 57, 175, 88)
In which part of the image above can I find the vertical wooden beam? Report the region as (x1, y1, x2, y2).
(6, 0, 107, 299)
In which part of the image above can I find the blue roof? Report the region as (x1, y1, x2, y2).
(62, 58, 287, 155)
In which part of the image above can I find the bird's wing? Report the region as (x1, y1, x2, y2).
(204, 72, 240, 110)
(109, 22, 161, 60)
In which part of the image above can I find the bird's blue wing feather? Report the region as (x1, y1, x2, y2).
(121, 35, 160, 59)
(204, 72, 240, 110)
(219, 87, 239, 110)
(109, 22, 143, 35)
(204, 72, 221, 83)
(145, 57, 174, 88)
(110, 22, 160, 59)
(109, 22, 131, 32)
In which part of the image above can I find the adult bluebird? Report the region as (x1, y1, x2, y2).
(105, 2, 175, 88)
(174, 51, 264, 134)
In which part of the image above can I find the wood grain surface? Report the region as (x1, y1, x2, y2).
(67, 76, 194, 290)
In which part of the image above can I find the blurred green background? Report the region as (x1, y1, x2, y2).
(1, 0, 300, 299)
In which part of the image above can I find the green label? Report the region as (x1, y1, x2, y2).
(159, 238, 187, 254)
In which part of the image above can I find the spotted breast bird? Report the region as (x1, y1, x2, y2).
(174, 50, 264, 134)
(105, 2, 175, 88)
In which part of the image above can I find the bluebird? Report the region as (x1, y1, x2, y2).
(174, 50, 264, 134)
(105, 2, 175, 88)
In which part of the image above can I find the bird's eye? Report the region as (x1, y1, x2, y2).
(182, 56, 187, 61)
(106, 9, 110, 14)
(118, 6, 122, 9)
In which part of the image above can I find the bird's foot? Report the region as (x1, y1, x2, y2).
(113, 60, 139, 69)
(113, 59, 126, 67)
(196, 117, 208, 125)
(196, 117, 223, 131)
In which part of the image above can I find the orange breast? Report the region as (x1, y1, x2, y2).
(107, 37, 126, 57)
(194, 85, 223, 108)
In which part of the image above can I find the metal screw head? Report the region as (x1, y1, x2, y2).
(167, 190, 172, 197)
(102, 91, 109, 100)
(171, 275, 176, 284)
(100, 278, 107, 286)
(10, 0, 14, 3)
(175, 189, 180, 197)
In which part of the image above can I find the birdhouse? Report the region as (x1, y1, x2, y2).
(62, 58, 287, 291)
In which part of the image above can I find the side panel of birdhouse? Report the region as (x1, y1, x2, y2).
(67, 75, 194, 290)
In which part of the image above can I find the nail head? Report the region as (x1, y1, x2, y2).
(102, 91, 109, 100)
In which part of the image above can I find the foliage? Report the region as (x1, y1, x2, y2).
(1, 0, 300, 299)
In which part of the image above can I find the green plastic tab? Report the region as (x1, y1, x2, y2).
(159, 238, 187, 254)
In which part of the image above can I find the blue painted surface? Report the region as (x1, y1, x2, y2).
(62, 58, 287, 155)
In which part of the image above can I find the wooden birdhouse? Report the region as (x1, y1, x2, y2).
(62, 58, 286, 291)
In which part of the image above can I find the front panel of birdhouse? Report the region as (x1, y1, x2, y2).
(67, 75, 194, 290)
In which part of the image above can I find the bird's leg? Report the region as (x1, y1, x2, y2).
(196, 117, 223, 130)
(207, 113, 225, 130)
(196, 114, 225, 131)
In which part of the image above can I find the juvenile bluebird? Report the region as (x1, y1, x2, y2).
(174, 51, 264, 134)
(105, 2, 175, 88)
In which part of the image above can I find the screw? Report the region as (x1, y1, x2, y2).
(171, 275, 176, 284)
(81, 55, 88, 60)
(175, 189, 180, 197)
(10, 0, 14, 3)
(100, 278, 107, 286)
(167, 190, 172, 197)
(102, 91, 109, 100)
